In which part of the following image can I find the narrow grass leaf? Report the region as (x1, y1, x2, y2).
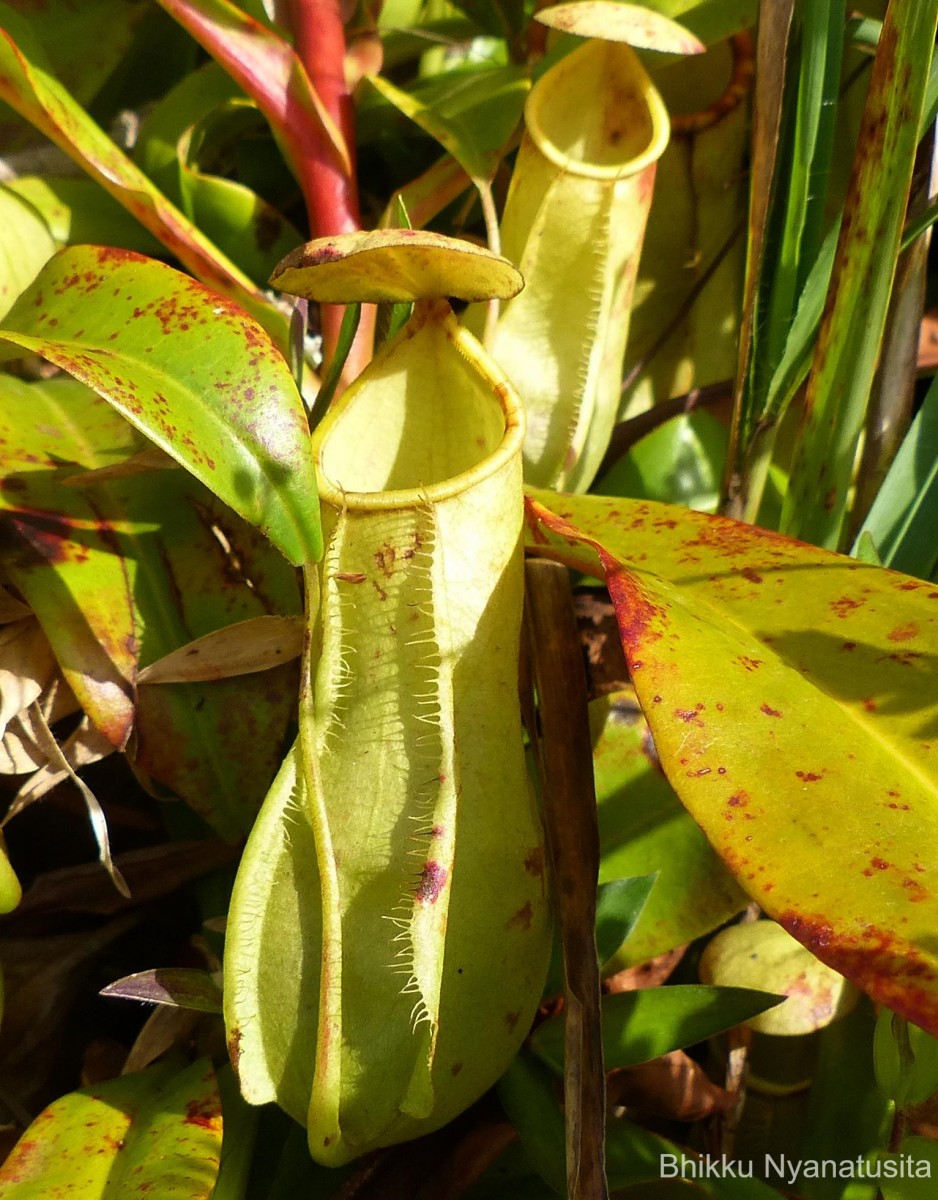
(782, 0, 938, 548)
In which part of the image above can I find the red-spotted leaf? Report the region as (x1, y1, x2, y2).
(525, 488, 938, 1035)
(0, 1058, 221, 1199)
(0, 374, 301, 836)
(0, 2, 285, 344)
(0, 375, 142, 746)
(591, 690, 746, 967)
(0, 245, 320, 567)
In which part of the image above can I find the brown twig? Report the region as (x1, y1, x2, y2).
(525, 560, 608, 1200)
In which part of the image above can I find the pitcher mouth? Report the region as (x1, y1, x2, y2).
(524, 39, 670, 180)
(314, 306, 525, 512)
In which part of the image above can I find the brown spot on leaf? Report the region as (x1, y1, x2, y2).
(375, 544, 396, 577)
(184, 1095, 221, 1130)
(760, 703, 782, 717)
(830, 596, 862, 618)
(505, 1011, 520, 1032)
(524, 846, 545, 877)
(506, 901, 533, 931)
(887, 622, 920, 643)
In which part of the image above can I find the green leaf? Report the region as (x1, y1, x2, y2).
(366, 67, 528, 183)
(879, 1136, 938, 1200)
(592, 690, 746, 967)
(595, 876, 656, 968)
(0, 1058, 222, 1198)
(0, 3, 285, 344)
(0, 185, 56, 322)
(530, 984, 783, 1074)
(597, 411, 727, 513)
(496, 1053, 566, 1196)
(525, 489, 938, 1035)
(874, 1009, 938, 1108)
(0, 375, 141, 745)
(542, 872, 654, 997)
(0, 838, 20, 915)
(853, 372, 938, 580)
(447, 0, 532, 40)
(0, 374, 301, 835)
(5, 176, 165, 256)
(797, 1002, 891, 1200)
(782, 0, 938, 547)
(639, 0, 756, 46)
(0, 246, 321, 566)
(133, 63, 302, 284)
(0, 0, 147, 141)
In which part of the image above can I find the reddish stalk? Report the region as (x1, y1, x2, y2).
(287, 0, 374, 382)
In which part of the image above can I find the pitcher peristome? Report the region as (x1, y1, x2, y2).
(224, 269, 550, 1164)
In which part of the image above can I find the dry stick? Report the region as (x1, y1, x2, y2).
(525, 560, 608, 1200)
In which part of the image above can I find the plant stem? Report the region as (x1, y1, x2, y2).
(287, 0, 374, 383)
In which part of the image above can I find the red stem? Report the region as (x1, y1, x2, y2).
(287, 0, 374, 381)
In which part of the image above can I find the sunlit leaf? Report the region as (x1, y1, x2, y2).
(153, 0, 351, 177)
(597, 411, 727, 513)
(591, 690, 746, 967)
(525, 489, 938, 1035)
(782, 0, 938, 547)
(0, 0, 147, 151)
(0, 185, 56, 322)
(854, 371, 938, 580)
(365, 67, 527, 183)
(0, 245, 321, 567)
(0, 1058, 222, 1199)
(0, 375, 302, 836)
(0, 3, 285, 344)
(132, 62, 303, 283)
(5, 176, 165, 256)
(535, 3, 704, 53)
